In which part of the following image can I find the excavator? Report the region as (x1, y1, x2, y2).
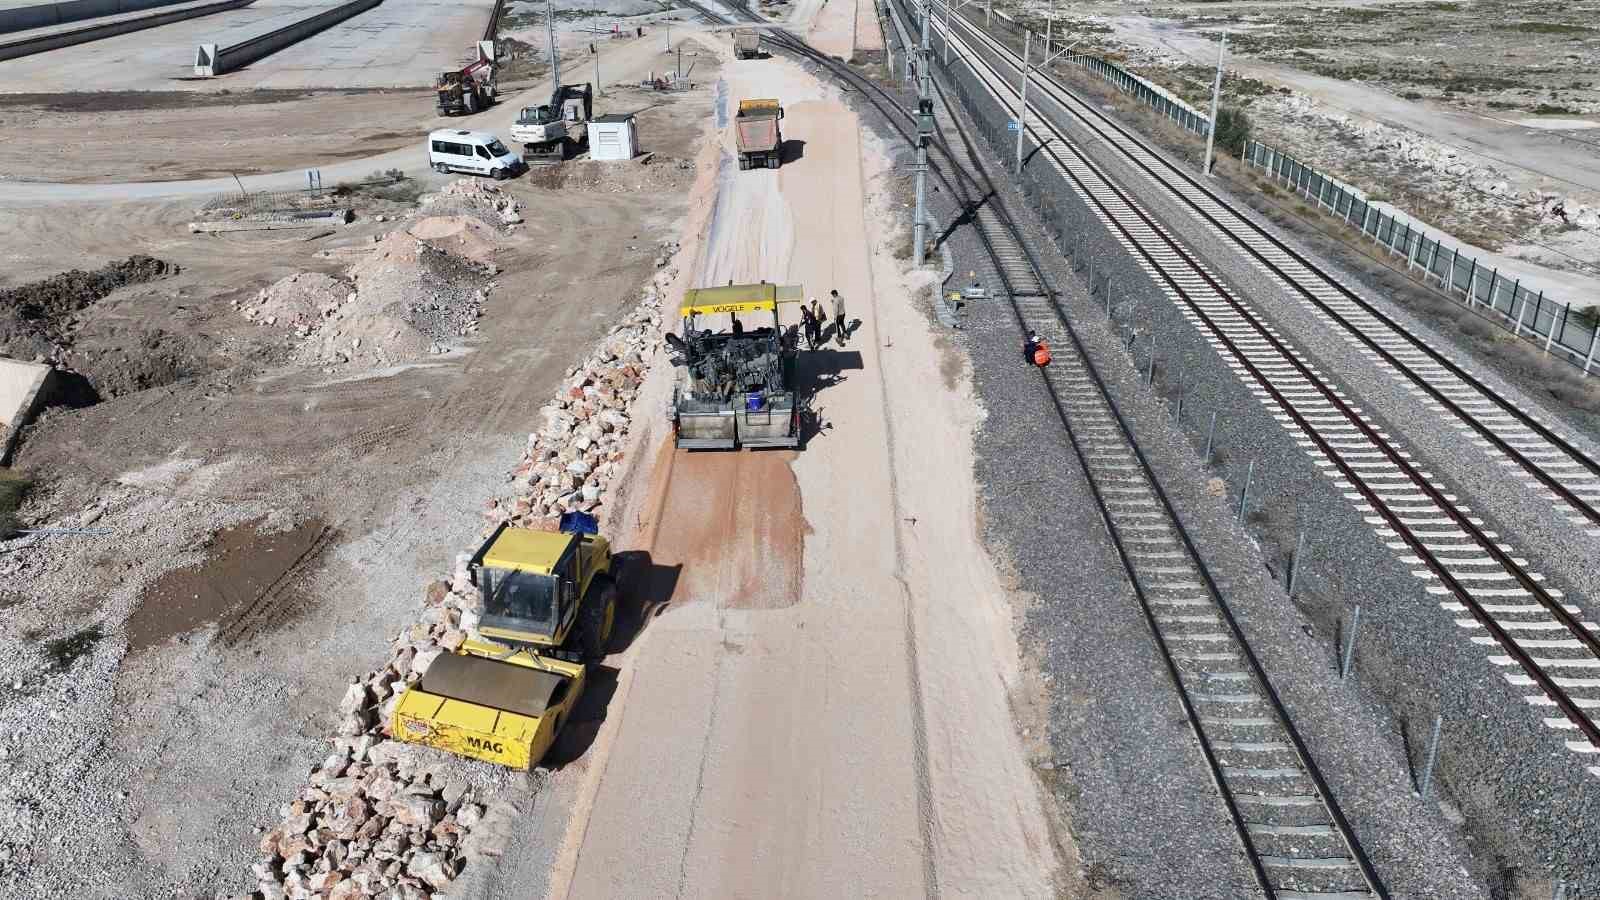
(391, 512, 620, 769)
(507, 0, 593, 163)
(512, 83, 593, 163)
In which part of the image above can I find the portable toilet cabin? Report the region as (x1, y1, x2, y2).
(589, 113, 638, 161)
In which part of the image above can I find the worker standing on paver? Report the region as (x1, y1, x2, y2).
(810, 297, 826, 344)
(831, 289, 848, 346)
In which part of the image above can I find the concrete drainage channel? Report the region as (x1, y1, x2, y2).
(0, 0, 252, 62)
(192, 0, 381, 77)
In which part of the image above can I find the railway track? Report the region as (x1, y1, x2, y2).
(920, 4, 1600, 775)
(690, 1, 1390, 892)
(933, 4, 1600, 541)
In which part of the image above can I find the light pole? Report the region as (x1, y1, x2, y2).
(941, 0, 982, 66)
(914, 0, 933, 266)
(1015, 35, 1078, 174)
(1203, 30, 1227, 177)
(546, 0, 560, 91)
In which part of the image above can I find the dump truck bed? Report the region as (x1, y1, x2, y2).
(392, 649, 585, 769)
(734, 99, 781, 155)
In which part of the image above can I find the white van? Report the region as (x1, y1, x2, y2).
(427, 129, 526, 180)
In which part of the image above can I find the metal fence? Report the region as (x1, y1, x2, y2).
(974, 9, 1600, 376)
(1243, 141, 1600, 374)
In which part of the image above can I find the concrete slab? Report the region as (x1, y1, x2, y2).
(0, 357, 56, 464)
(0, 0, 492, 89)
(0, 0, 244, 42)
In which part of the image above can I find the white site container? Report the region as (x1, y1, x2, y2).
(588, 114, 638, 161)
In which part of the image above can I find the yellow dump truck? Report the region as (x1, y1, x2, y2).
(734, 99, 784, 170)
(391, 512, 619, 769)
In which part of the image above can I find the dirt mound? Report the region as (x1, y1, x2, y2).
(235, 272, 353, 335)
(418, 178, 524, 230)
(0, 256, 175, 358)
(293, 233, 490, 369)
(407, 215, 504, 264)
(524, 157, 697, 194)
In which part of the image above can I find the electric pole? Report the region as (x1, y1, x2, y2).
(1203, 30, 1227, 177)
(913, 0, 933, 266)
(544, 0, 562, 91)
(1014, 29, 1030, 174)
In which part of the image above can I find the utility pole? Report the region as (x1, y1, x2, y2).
(985, 0, 990, 25)
(942, 0, 952, 65)
(1015, 33, 1079, 175)
(1044, 0, 1052, 62)
(1203, 30, 1227, 177)
(1014, 29, 1030, 174)
(913, 0, 933, 266)
(546, 0, 560, 90)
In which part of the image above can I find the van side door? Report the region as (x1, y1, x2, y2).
(474, 144, 493, 173)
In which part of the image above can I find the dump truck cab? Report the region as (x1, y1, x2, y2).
(468, 513, 616, 660)
(667, 282, 803, 450)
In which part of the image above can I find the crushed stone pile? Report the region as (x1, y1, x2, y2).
(491, 282, 666, 527)
(406, 216, 504, 266)
(240, 234, 491, 370)
(237, 244, 682, 900)
(0, 255, 176, 360)
(418, 179, 525, 229)
(234, 273, 353, 334)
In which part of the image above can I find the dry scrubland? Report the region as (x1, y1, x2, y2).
(1004, 0, 1600, 280)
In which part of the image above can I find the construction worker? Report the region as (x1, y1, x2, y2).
(809, 297, 826, 343)
(799, 303, 820, 350)
(1023, 329, 1051, 366)
(831, 289, 848, 346)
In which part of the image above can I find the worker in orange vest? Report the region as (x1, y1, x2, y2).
(1023, 329, 1052, 367)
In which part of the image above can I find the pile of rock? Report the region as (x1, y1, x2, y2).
(493, 278, 668, 527)
(237, 243, 683, 900)
(291, 233, 491, 369)
(236, 273, 354, 336)
(241, 571, 487, 900)
(419, 179, 525, 229)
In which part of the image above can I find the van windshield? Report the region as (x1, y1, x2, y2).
(486, 139, 510, 156)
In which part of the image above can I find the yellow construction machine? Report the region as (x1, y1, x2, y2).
(392, 512, 620, 769)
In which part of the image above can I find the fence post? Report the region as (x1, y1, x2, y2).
(1418, 712, 1443, 798)
(1585, 326, 1598, 375)
(1287, 529, 1306, 596)
(1464, 259, 1479, 308)
(1426, 239, 1441, 283)
(1237, 459, 1254, 521)
(1486, 268, 1502, 314)
(1445, 246, 1459, 294)
(1513, 288, 1530, 338)
(1545, 299, 1562, 354)
(1340, 604, 1361, 678)
(1204, 411, 1218, 463)
(1361, 204, 1374, 238)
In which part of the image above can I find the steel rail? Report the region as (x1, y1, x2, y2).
(927, 11, 1600, 754)
(935, 3, 1600, 531)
